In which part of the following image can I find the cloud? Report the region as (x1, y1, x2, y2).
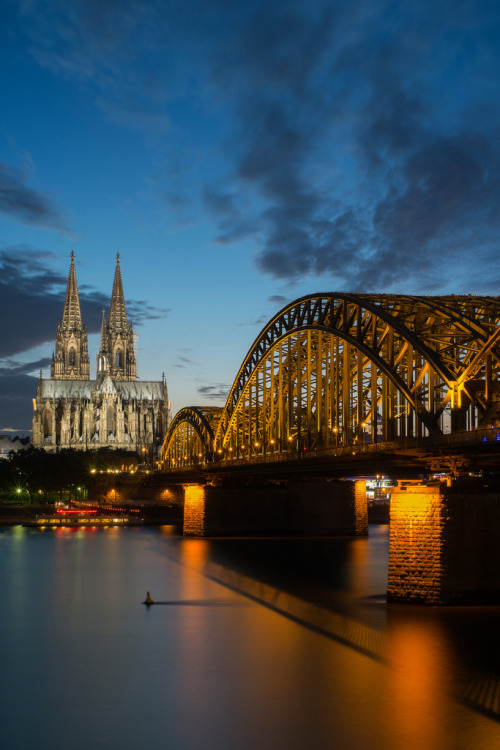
(196, 384, 229, 402)
(127, 301, 170, 325)
(238, 315, 269, 329)
(198, 1, 500, 293)
(18, 0, 177, 134)
(0, 163, 69, 231)
(13, 0, 500, 293)
(0, 357, 47, 430)
(268, 295, 289, 306)
(0, 358, 51, 378)
(172, 355, 194, 369)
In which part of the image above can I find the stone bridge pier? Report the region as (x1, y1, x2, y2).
(388, 481, 500, 605)
(182, 479, 368, 537)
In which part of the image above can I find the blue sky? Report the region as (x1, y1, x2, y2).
(1, 0, 500, 431)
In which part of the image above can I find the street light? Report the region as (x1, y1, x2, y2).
(333, 427, 338, 447)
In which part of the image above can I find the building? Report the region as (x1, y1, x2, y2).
(32, 253, 171, 454)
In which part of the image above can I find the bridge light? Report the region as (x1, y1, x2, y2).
(218, 449, 222, 453)
(270, 439, 275, 444)
(254, 442, 259, 448)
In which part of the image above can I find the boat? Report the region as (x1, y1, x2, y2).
(23, 509, 143, 527)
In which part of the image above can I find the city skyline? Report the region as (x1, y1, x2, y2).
(1, 0, 500, 431)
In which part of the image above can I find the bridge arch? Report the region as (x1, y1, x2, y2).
(160, 406, 222, 467)
(213, 293, 500, 455)
(162, 293, 500, 465)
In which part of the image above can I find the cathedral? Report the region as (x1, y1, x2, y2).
(32, 253, 171, 454)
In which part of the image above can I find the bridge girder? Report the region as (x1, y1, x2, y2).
(161, 293, 500, 466)
(160, 406, 221, 467)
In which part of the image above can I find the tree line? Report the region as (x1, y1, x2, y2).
(0, 447, 139, 504)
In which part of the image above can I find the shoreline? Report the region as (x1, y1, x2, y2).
(0, 505, 182, 527)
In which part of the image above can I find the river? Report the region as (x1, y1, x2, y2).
(0, 523, 498, 750)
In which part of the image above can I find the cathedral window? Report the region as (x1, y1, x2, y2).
(115, 349, 123, 368)
(68, 348, 76, 367)
(43, 413, 52, 440)
(107, 406, 115, 436)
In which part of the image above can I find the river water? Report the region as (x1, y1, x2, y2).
(0, 523, 498, 750)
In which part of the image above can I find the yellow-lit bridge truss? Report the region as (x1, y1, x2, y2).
(161, 293, 500, 467)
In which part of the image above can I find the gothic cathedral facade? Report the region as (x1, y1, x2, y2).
(32, 253, 171, 454)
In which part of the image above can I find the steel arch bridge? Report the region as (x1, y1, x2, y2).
(160, 406, 223, 466)
(161, 293, 500, 467)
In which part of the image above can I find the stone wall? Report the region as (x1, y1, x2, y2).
(88, 473, 184, 507)
(388, 481, 500, 605)
(388, 483, 444, 604)
(183, 479, 367, 537)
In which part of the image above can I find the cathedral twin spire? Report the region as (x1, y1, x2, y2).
(98, 253, 137, 381)
(61, 251, 82, 331)
(52, 252, 136, 382)
(108, 253, 128, 331)
(51, 251, 89, 379)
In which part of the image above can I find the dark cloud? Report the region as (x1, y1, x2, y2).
(18, 0, 176, 134)
(203, 187, 238, 217)
(268, 295, 289, 306)
(196, 384, 229, 402)
(0, 358, 47, 430)
(0, 163, 69, 231)
(203, 186, 258, 245)
(238, 314, 269, 329)
(127, 301, 170, 324)
(0, 358, 51, 378)
(199, 1, 500, 293)
(12, 0, 500, 292)
(172, 355, 194, 369)
(0, 249, 169, 359)
(0, 376, 36, 430)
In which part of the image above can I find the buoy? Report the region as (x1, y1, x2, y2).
(144, 591, 154, 605)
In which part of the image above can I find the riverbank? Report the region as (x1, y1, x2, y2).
(0, 504, 183, 526)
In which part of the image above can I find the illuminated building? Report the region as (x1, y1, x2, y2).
(32, 253, 171, 454)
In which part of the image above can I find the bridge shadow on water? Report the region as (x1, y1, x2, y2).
(154, 525, 500, 724)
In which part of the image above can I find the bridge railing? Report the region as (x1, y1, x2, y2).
(161, 426, 500, 471)
(204, 426, 500, 469)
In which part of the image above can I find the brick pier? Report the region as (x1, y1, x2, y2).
(388, 481, 500, 605)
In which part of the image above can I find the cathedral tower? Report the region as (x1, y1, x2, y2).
(33, 253, 170, 455)
(51, 252, 90, 380)
(97, 253, 137, 381)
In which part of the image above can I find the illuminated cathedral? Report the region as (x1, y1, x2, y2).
(32, 253, 171, 453)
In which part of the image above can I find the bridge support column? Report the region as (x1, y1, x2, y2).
(388, 481, 500, 605)
(182, 480, 368, 537)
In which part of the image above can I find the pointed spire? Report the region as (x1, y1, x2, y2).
(96, 309, 109, 381)
(100, 309, 107, 348)
(108, 253, 128, 331)
(61, 251, 82, 330)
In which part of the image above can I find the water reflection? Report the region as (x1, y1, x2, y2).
(165, 528, 500, 729)
(0, 524, 499, 750)
(387, 616, 454, 749)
